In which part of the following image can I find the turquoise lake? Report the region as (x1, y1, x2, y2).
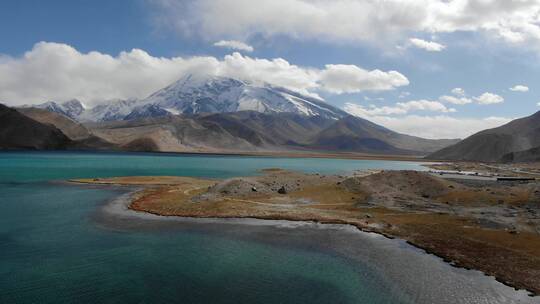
(0, 151, 537, 304)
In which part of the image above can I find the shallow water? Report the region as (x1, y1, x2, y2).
(0, 151, 537, 303)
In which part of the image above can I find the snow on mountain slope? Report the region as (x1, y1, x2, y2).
(30, 99, 86, 120)
(78, 98, 138, 122)
(30, 75, 347, 122)
(139, 74, 347, 120)
(123, 104, 172, 121)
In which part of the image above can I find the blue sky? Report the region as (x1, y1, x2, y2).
(1, 0, 539, 139)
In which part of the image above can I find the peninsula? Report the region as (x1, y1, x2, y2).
(73, 168, 540, 295)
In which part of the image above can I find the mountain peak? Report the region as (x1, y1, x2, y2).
(30, 99, 85, 120)
(30, 75, 348, 122)
(165, 74, 245, 90)
(141, 74, 346, 119)
(62, 99, 86, 110)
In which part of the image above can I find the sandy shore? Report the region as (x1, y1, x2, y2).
(72, 169, 540, 295)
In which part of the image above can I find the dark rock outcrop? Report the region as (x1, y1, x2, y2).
(0, 104, 72, 150)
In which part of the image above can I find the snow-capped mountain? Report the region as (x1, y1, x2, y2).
(123, 103, 171, 121)
(30, 99, 86, 120)
(29, 75, 348, 122)
(78, 98, 138, 122)
(140, 75, 347, 120)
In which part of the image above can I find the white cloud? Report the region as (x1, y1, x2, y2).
(397, 100, 455, 113)
(353, 105, 408, 116)
(344, 102, 511, 139)
(0, 42, 220, 106)
(408, 38, 446, 51)
(368, 115, 510, 139)
(343, 100, 455, 118)
(473, 92, 504, 105)
(398, 91, 411, 98)
(149, 0, 540, 49)
(218, 52, 320, 94)
(318, 64, 409, 94)
(213, 40, 254, 52)
(363, 96, 384, 102)
(439, 95, 472, 105)
(0, 42, 408, 106)
(509, 84, 529, 92)
(451, 87, 465, 96)
(440, 88, 504, 106)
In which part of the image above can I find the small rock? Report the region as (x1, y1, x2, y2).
(251, 187, 257, 192)
(277, 186, 287, 194)
(365, 213, 372, 218)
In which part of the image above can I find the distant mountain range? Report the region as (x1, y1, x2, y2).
(86, 111, 456, 154)
(5, 74, 460, 155)
(5, 104, 457, 155)
(428, 111, 540, 162)
(11, 74, 540, 162)
(28, 75, 348, 123)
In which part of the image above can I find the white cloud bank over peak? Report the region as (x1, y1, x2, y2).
(213, 40, 254, 52)
(344, 102, 510, 139)
(150, 0, 540, 49)
(408, 38, 446, 52)
(0, 42, 409, 105)
(509, 84, 529, 92)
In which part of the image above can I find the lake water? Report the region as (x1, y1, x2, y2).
(0, 151, 537, 304)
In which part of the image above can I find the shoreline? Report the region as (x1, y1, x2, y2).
(73, 170, 540, 297)
(2, 148, 430, 162)
(100, 185, 538, 299)
(131, 205, 538, 297)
